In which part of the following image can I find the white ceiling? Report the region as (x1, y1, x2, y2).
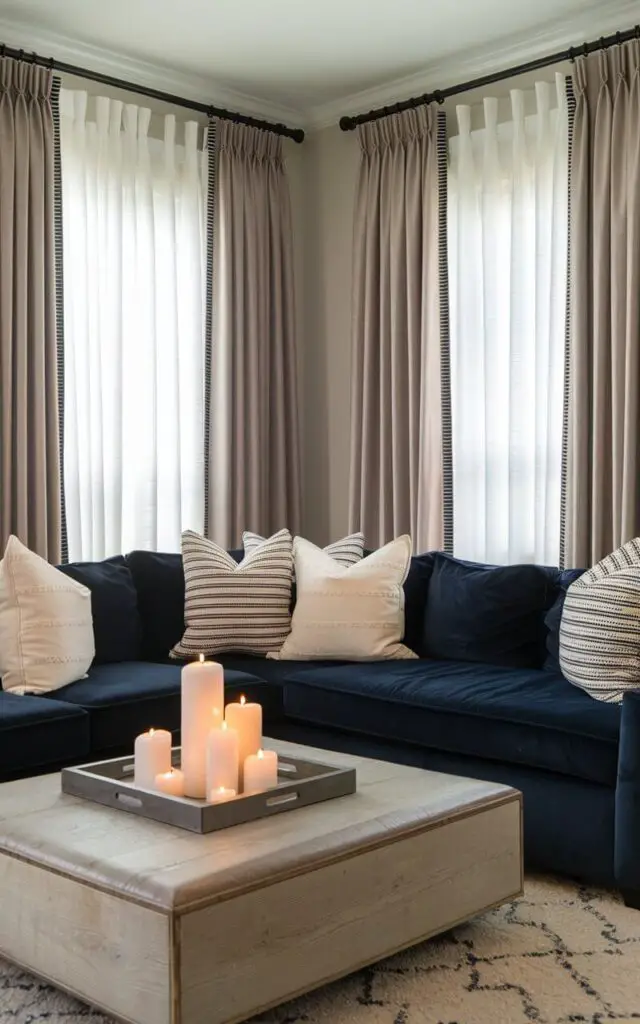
(0, 0, 637, 125)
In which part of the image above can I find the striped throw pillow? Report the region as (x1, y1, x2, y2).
(243, 531, 365, 576)
(171, 529, 293, 659)
(559, 538, 640, 703)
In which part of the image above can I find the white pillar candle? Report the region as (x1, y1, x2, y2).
(243, 749, 278, 795)
(155, 767, 185, 797)
(181, 655, 224, 798)
(134, 728, 172, 790)
(206, 721, 239, 794)
(225, 696, 262, 789)
(208, 786, 236, 804)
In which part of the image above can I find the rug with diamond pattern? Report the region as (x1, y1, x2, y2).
(2, 876, 640, 1024)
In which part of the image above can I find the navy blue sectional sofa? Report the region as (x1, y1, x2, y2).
(2, 546, 639, 908)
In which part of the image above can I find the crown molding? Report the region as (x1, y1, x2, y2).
(0, 15, 305, 127)
(304, 0, 640, 130)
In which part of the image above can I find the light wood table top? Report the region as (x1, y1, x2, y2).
(0, 739, 517, 914)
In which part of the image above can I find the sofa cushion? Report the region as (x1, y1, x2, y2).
(402, 552, 436, 656)
(423, 553, 557, 668)
(59, 555, 142, 664)
(281, 660, 621, 785)
(544, 568, 585, 672)
(0, 690, 90, 777)
(51, 661, 278, 752)
(126, 549, 243, 662)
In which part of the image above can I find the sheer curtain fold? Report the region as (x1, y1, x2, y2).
(449, 74, 568, 565)
(349, 106, 444, 552)
(207, 119, 301, 547)
(0, 57, 61, 559)
(60, 90, 206, 560)
(566, 41, 640, 566)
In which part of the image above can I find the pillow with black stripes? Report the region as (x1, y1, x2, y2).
(170, 529, 293, 659)
(559, 538, 640, 703)
(243, 530, 365, 578)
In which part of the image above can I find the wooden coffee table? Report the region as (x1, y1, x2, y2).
(0, 740, 522, 1024)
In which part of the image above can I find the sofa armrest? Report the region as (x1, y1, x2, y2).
(615, 690, 640, 892)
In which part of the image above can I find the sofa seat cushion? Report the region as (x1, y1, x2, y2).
(51, 662, 273, 753)
(282, 661, 621, 785)
(0, 690, 90, 777)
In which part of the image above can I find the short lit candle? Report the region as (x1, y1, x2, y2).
(208, 786, 236, 804)
(134, 728, 172, 790)
(206, 720, 239, 794)
(225, 696, 262, 789)
(243, 749, 278, 795)
(181, 654, 224, 798)
(155, 767, 185, 797)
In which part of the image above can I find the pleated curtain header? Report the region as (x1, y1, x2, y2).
(356, 104, 437, 153)
(0, 56, 52, 100)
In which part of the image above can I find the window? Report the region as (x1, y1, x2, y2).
(60, 90, 207, 560)
(448, 75, 569, 565)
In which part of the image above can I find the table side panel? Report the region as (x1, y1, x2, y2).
(178, 798, 522, 1024)
(0, 851, 172, 1024)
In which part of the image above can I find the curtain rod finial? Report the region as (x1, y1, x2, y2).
(340, 115, 356, 132)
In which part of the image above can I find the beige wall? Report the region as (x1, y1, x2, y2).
(298, 124, 359, 543)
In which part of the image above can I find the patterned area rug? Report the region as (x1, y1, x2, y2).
(2, 876, 640, 1024)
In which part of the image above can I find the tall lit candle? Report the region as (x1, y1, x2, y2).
(134, 728, 172, 790)
(244, 749, 278, 794)
(225, 696, 262, 789)
(181, 655, 224, 798)
(206, 721, 239, 794)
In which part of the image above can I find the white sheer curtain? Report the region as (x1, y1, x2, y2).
(448, 74, 568, 566)
(59, 90, 206, 561)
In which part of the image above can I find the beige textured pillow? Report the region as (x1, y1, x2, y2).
(269, 534, 417, 661)
(0, 535, 95, 695)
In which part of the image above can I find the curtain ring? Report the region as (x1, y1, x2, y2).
(433, 90, 444, 105)
(568, 46, 576, 64)
(635, 24, 640, 39)
(616, 32, 622, 46)
(582, 41, 590, 58)
(18, 48, 24, 61)
(599, 36, 606, 51)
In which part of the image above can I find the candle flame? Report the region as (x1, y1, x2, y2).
(222, 721, 228, 731)
(198, 653, 205, 663)
(217, 787, 225, 793)
(257, 749, 264, 760)
(149, 728, 155, 736)
(240, 695, 246, 705)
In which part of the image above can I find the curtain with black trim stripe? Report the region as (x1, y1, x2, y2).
(0, 56, 62, 561)
(348, 105, 450, 553)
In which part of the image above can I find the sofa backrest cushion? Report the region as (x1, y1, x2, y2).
(402, 552, 436, 655)
(58, 555, 141, 664)
(543, 567, 585, 672)
(423, 553, 557, 668)
(126, 548, 243, 661)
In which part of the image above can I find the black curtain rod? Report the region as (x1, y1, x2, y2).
(340, 22, 640, 131)
(0, 41, 305, 143)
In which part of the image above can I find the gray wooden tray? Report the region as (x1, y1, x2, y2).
(61, 748, 356, 833)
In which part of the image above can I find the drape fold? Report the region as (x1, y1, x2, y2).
(207, 120, 301, 547)
(0, 57, 61, 560)
(349, 107, 445, 552)
(565, 40, 640, 566)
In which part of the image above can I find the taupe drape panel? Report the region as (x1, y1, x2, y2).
(349, 106, 445, 552)
(0, 58, 60, 561)
(207, 120, 301, 547)
(565, 41, 640, 567)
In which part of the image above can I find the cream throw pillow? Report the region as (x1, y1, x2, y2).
(0, 535, 95, 694)
(269, 534, 417, 661)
